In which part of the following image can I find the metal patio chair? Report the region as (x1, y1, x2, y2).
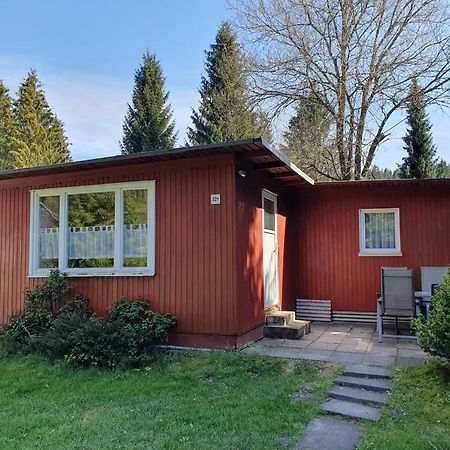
(421, 266, 448, 295)
(377, 268, 418, 343)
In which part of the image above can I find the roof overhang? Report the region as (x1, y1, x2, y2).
(0, 137, 314, 186)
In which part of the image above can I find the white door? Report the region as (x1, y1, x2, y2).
(262, 190, 279, 309)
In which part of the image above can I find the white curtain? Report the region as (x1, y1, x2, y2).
(365, 212, 395, 249)
(39, 224, 148, 260)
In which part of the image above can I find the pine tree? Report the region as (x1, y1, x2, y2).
(11, 71, 71, 168)
(0, 81, 18, 170)
(187, 22, 271, 145)
(121, 52, 177, 154)
(436, 159, 450, 178)
(399, 80, 437, 178)
(282, 98, 335, 180)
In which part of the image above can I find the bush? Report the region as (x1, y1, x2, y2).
(1, 271, 177, 369)
(413, 269, 450, 362)
(1, 270, 82, 353)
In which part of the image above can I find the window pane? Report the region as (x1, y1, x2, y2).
(123, 189, 148, 267)
(39, 196, 59, 268)
(67, 192, 115, 268)
(264, 198, 276, 231)
(365, 212, 395, 249)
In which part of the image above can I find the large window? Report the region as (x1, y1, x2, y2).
(30, 181, 155, 276)
(359, 208, 401, 256)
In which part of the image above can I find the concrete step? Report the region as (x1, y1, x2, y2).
(263, 320, 310, 340)
(265, 311, 295, 326)
(321, 398, 381, 421)
(329, 386, 388, 406)
(336, 375, 392, 392)
(344, 364, 393, 379)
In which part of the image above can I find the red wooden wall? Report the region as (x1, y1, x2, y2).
(0, 154, 239, 345)
(290, 182, 450, 312)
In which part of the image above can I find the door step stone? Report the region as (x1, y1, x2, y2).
(295, 416, 362, 450)
(265, 311, 295, 326)
(263, 321, 310, 339)
(329, 386, 388, 407)
(336, 375, 392, 392)
(321, 398, 381, 421)
(344, 364, 393, 379)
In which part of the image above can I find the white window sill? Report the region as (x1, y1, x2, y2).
(358, 251, 403, 257)
(29, 271, 155, 278)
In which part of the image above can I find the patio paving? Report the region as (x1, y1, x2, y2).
(241, 322, 427, 367)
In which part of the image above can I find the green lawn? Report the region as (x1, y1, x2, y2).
(0, 351, 337, 450)
(359, 361, 450, 450)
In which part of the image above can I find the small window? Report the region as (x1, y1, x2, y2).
(263, 197, 276, 231)
(359, 208, 401, 256)
(30, 181, 155, 277)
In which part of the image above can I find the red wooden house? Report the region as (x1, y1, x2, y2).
(0, 138, 449, 348)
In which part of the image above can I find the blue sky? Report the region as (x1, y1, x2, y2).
(1, 0, 449, 169)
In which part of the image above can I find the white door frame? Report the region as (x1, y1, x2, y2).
(262, 189, 279, 309)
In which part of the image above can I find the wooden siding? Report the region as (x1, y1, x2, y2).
(291, 183, 450, 312)
(0, 154, 237, 337)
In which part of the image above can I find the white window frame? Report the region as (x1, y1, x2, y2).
(29, 180, 156, 277)
(358, 208, 402, 256)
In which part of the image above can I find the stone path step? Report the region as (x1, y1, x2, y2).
(321, 398, 381, 421)
(263, 320, 310, 340)
(336, 375, 392, 392)
(329, 385, 388, 406)
(295, 416, 362, 450)
(344, 364, 393, 379)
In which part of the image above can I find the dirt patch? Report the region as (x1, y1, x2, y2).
(291, 390, 315, 403)
(197, 374, 213, 382)
(276, 434, 292, 446)
(320, 363, 340, 377)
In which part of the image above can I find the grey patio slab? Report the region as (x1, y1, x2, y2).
(335, 343, 369, 353)
(396, 339, 421, 349)
(366, 343, 398, 357)
(396, 356, 427, 366)
(292, 348, 334, 362)
(295, 416, 362, 450)
(275, 339, 312, 349)
(397, 348, 427, 359)
(330, 352, 365, 365)
(308, 341, 340, 351)
(315, 334, 346, 344)
(363, 354, 396, 367)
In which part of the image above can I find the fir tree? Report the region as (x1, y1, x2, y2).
(436, 159, 450, 178)
(121, 52, 177, 154)
(12, 71, 71, 168)
(187, 22, 271, 145)
(399, 80, 437, 178)
(0, 81, 17, 170)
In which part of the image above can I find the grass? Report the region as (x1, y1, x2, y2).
(358, 361, 450, 450)
(0, 351, 337, 450)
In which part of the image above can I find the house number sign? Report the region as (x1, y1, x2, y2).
(210, 194, 221, 205)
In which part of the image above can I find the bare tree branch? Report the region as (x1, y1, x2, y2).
(230, 0, 450, 179)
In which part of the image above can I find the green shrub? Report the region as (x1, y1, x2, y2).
(1, 270, 82, 353)
(1, 272, 177, 369)
(56, 300, 177, 369)
(413, 269, 450, 362)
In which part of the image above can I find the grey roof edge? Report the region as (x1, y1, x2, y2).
(259, 137, 315, 185)
(0, 137, 313, 185)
